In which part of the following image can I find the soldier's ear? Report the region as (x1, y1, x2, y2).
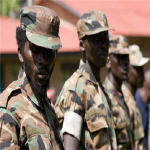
(80, 40, 85, 52)
(106, 56, 111, 68)
(80, 39, 86, 62)
(18, 49, 24, 63)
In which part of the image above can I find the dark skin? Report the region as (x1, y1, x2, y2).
(18, 40, 56, 102)
(64, 134, 79, 150)
(82, 31, 109, 82)
(107, 54, 129, 92)
(64, 31, 109, 150)
(139, 70, 150, 103)
(127, 65, 144, 95)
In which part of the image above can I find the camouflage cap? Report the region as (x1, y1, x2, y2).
(129, 44, 149, 66)
(20, 5, 61, 50)
(109, 34, 129, 54)
(76, 10, 112, 39)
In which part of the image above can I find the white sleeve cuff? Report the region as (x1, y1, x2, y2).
(61, 111, 83, 140)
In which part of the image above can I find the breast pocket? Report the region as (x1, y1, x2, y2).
(84, 108, 110, 149)
(85, 108, 108, 132)
(112, 105, 127, 129)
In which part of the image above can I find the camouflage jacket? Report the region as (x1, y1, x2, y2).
(122, 82, 144, 149)
(55, 60, 117, 150)
(104, 77, 134, 150)
(0, 68, 64, 150)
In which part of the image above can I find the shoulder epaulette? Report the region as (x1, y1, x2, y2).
(67, 71, 82, 91)
(0, 81, 21, 108)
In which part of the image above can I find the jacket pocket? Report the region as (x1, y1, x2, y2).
(85, 108, 108, 132)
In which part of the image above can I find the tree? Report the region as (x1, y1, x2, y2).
(0, 0, 25, 17)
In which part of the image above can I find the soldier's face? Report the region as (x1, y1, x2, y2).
(83, 31, 109, 68)
(20, 41, 56, 95)
(109, 54, 129, 80)
(128, 66, 144, 88)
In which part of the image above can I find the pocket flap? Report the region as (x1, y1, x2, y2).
(85, 108, 108, 133)
(86, 117, 108, 132)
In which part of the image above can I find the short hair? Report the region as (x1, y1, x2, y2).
(16, 27, 27, 52)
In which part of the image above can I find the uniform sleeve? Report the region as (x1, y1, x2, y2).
(83, 89, 115, 150)
(55, 89, 84, 140)
(0, 108, 20, 150)
(26, 135, 54, 150)
(133, 106, 144, 140)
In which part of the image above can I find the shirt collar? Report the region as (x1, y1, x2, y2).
(17, 67, 40, 106)
(104, 76, 123, 96)
(77, 59, 98, 85)
(104, 76, 114, 91)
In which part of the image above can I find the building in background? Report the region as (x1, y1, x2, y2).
(0, 0, 150, 94)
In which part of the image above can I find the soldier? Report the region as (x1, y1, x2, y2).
(104, 35, 134, 149)
(55, 10, 117, 150)
(121, 44, 146, 150)
(0, 5, 64, 150)
(126, 44, 149, 149)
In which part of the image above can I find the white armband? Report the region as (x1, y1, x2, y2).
(62, 111, 82, 140)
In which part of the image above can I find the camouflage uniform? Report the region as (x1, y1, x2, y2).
(109, 40, 145, 147)
(55, 11, 117, 150)
(55, 60, 117, 150)
(0, 68, 64, 149)
(104, 77, 134, 150)
(76, 10, 112, 39)
(108, 36, 145, 149)
(129, 44, 149, 67)
(109, 35, 129, 52)
(122, 82, 144, 149)
(104, 35, 134, 150)
(0, 6, 63, 150)
(20, 5, 62, 50)
(128, 44, 149, 150)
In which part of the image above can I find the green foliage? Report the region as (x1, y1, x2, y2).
(0, 0, 25, 16)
